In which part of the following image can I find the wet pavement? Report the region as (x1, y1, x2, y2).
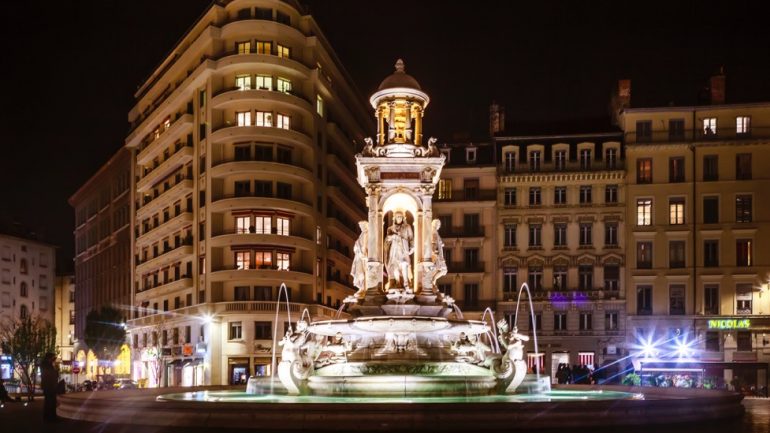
(0, 395, 767, 433)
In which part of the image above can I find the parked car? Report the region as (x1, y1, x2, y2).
(114, 379, 138, 390)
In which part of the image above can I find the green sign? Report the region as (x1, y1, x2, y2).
(708, 319, 750, 330)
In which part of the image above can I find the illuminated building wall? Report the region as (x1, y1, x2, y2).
(124, 0, 371, 386)
(0, 234, 56, 325)
(54, 274, 76, 364)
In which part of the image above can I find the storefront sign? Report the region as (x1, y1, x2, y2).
(708, 319, 750, 330)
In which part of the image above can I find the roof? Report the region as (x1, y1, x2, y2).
(378, 59, 422, 91)
(494, 117, 622, 141)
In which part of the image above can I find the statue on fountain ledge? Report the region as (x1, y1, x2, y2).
(278, 320, 314, 393)
(315, 332, 351, 367)
(351, 221, 368, 298)
(385, 211, 414, 291)
(451, 332, 489, 364)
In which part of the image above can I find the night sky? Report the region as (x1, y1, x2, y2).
(2, 0, 769, 271)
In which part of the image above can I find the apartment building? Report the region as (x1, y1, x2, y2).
(124, 0, 371, 386)
(54, 274, 76, 364)
(620, 101, 770, 389)
(493, 128, 628, 381)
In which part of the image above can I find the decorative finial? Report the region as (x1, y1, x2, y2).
(395, 59, 405, 73)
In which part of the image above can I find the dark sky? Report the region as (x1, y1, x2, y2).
(1, 0, 769, 271)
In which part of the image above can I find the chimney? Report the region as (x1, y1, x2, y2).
(489, 102, 505, 136)
(610, 79, 631, 126)
(710, 67, 726, 105)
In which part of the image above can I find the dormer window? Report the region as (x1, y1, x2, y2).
(466, 148, 477, 164)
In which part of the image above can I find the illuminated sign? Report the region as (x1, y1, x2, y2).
(708, 319, 750, 330)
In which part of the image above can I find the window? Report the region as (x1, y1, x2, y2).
(235, 74, 251, 90)
(276, 10, 290, 25)
(463, 284, 478, 307)
(236, 111, 251, 126)
(253, 75, 273, 91)
(255, 7, 272, 19)
(736, 194, 752, 223)
(234, 180, 250, 197)
(579, 186, 592, 204)
(254, 216, 271, 234)
(463, 213, 479, 233)
(605, 185, 618, 204)
(254, 322, 271, 340)
(237, 8, 251, 19)
(436, 179, 452, 200)
(20, 304, 28, 319)
(554, 150, 567, 171)
(669, 157, 685, 182)
(229, 322, 243, 340)
(737, 331, 752, 351)
(703, 117, 717, 135)
(234, 286, 250, 301)
(529, 150, 541, 171)
(254, 286, 271, 301)
(578, 265, 593, 290)
(605, 148, 618, 169)
(528, 224, 542, 247)
(529, 313, 542, 332)
(438, 215, 452, 234)
(276, 252, 290, 271)
(579, 149, 592, 170)
(636, 198, 652, 226)
(669, 285, 685, 315)
(236, 216, 250, 234)
(254, 145, 272, 161)
(704, 240, 719, 267)
(529, 187, 541, 206)
(736, 239, 752, 266)
(636, 120, 652, 142)
(579, 312, 592, 331)
(669, 241, 686, 268)
(553, 265, 567, 290)
(637, 159, 652, 183)
(636, 242, 652, 269)
(235, 251, 250, 270)
(502, 267, 517, 295)
(276, 217, 290, 236)
(504, 188, 516, 206)
(554, 224, 567, 247)
(316, 95, 324, 116)
(276, 114, 290, 130)
(703, 196, 719, 223)
(276, 44, 290, 58)
(703, 155, 718, 181)
(736, 153, 752, 180)
(463, 178, 479, 200)
(554, 312, 567, 331)
(234, 144, 251, 161)
(554, 186, 566, 205)
(466, 148, 477, 163)
(255, 40, 272, 55)
(579, 223, 592, 247)
(604, 265, 619, 290)
(20, 282, 28, 297)
(254, 251, 273, 268)
(604, 222, 618, 246)
(669, 119, 685, 141)
(503, 224, 516, 247)
(605, 312, 619, 331)
(736, 284, 752, 315)
(669, 197, 685, 225)
(636, 285, 652, 315)
(255, 111, 273, 127)
(528, 266, 543, 291)
(736, 116, 751, 135)
(277, 182, 292, 199)
(276, 77, 291, 93)
(254, 181, 272, 197)
(504, 151, 515, 172)
(705, 331, 720, 352)
(236, 41, 251, 54)
(704, 285, 719, 315)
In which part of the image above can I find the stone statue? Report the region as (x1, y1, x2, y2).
(385, 211, 414, 290)
(316, 332, 351, 367)
(430, 219, 448, 286)
(279, 320, 310, 363)
(351, 221, 368, 297)
(496, 319, 529, 363)
(451, 332, 486, 364)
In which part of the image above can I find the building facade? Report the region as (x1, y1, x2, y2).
(68, 146, 132, 379)
(54, 274, 76, 363)
(125, 0, 371, 386)
(620, 103, 770, 390)
(491, 132, 628, 381)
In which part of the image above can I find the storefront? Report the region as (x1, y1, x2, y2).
(638, 360, 768, 394)
(229, 357, 250, 385)
(1, 355, 12, 380)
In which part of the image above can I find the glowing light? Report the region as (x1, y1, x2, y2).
(202, 314, 213, 324)
(382, 192, 418, 215)
(640, 341, 657, 358)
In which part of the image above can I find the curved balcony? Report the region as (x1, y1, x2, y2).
(209, 160, 313, 183)
(208, 267, 314, 285)
(327, 248, 352, 267)
(210, 195, 316, 218)
(137, 145, 194, 192)
(220, 19, 307, 50)
(136, 244, 194, 274)
(211, 301, 342, 320)
(136, 211, 193, 248)
(209, 231, 315, 252)
(136, 114, 193, 166)
(136, 178, 193, 220)
(135, 277, 193, 302)
(326, 217, 356, 241)
(210, 87, 313, 115)
(209, 125, 311, 148)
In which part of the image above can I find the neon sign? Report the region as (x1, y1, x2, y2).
(708, 319, 750, 330)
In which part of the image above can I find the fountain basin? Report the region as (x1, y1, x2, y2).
(307, 317, 489, 336)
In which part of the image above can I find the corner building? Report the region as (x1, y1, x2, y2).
(126, 0, 371, 386)
(620, 103, 770, 390)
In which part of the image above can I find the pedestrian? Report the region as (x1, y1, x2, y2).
(40, 352, 59, 422)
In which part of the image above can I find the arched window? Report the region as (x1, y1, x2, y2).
(20, 258, 28, 274)
(20, 304, 28, 319)
(20, 282, 28, 297)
